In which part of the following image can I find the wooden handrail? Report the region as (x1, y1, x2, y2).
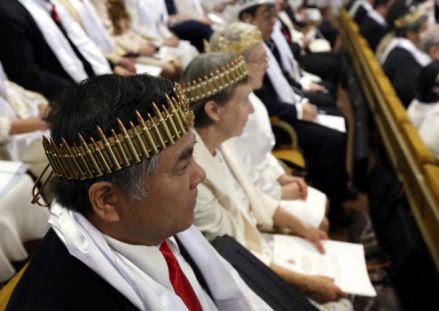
(339, 9, 439, 272)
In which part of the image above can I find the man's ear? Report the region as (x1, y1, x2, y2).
(88, 181, 120, 223)
(204, 100, 222, 122)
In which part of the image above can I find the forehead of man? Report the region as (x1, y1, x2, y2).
(155, 132, 196, 177)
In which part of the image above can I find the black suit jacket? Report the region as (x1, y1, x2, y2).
(255, 74, 299, 126)
(353, 5, 368, 25)
(382, 46, 423, 107)
(0, 0, 75, 99)
(360, 15, 388, 51)
(7, 229, 138, 310)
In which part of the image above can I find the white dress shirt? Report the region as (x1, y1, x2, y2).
(104, 235, 218, 310)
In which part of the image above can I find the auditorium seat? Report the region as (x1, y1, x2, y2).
(423, 164, 439, 206)
(0, 262, 28, 311)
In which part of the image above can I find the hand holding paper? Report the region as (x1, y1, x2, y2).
(273, 235, 377, 297)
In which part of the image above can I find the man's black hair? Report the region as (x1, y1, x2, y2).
(239, 3, 275, 20)
(47, 74, 174, 215)
(373, 0, 391, 9)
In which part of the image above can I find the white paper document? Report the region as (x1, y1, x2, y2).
(281, 187, 326, 228)
(273, 235, 377, 297)
(135, 63, 162, 77)
(315, 114, 346, 133)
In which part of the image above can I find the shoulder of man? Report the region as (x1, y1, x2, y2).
(7, 229, 138, 311)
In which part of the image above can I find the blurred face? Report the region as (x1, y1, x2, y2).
(217, 82, 254, 140)
(427, 45, 439, 60)
(243, 5, 277, 40)
(408, 21, 428, 47)
(246, 43, 268, 90)
(114, 133, 206, 244)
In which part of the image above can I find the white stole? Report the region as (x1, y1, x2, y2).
(264, 44, 301, 105)
(271, 20, 301, 81)
(193, 130, 264, 252)
(49, 203, 272, 311)
(220, 141, 279, 230)
(18, 0, 111, 83)
(381, 37, 431, 66)
(367, 9, 387, 27)
(66, 0, 116, 54)
(349, 0, 372, 17)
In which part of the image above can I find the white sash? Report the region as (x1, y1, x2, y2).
(349, 0, 372, 17)
(271, 20, 301, 81)
(49, 203, 271, 310)
(381, 37, 431, 66)
(18, 0, 111, 83)
(367, 10, 387, 27)
(66, 0, 116, 54)
(264, 44, 301, 105)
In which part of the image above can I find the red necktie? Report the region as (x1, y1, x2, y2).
(159, 240, 203, 311)
(48, 2, 62, 24)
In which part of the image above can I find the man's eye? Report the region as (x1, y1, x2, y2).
(177, 162, 190, 173)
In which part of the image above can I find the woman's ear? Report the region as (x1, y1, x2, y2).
(88, 181, 120, 223)
(204, 100, 222, 122)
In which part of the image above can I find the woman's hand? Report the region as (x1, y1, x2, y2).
(303, 275, 348, 303)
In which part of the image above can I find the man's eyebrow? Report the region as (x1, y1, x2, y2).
(177, 146, 194, 162)
(175, 135, 196, 164)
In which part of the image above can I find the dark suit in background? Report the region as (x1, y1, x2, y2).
(0, 0, 75, 99)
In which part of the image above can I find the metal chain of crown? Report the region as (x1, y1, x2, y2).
(394, 7, 424, 29)
(181, 55, 249, 104)
(204, 30, 262, 54)
(42, 86, 194, 180)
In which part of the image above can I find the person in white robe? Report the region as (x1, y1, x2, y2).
(57, 0, 137, 76)
(182, 52, 352, 309)
(90, 0, 183, 80)
(123, 0, 199, 68)
(208, 22, 329, 231)
(0, 170, 49, 283)
(0, 62, 49, 177)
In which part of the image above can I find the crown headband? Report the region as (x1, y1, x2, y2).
(42, 86, 194, 181)
(394, 7, 424, 29)
(181, 55, 249, 104)
(205, 29, 262, 54)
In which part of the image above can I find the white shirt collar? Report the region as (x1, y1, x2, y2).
(104, 235, 174, 292)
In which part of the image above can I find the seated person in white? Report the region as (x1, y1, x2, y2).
(182, 53, 351, 308)
(6, 74, 270, 310)
(90, 0, 182, 80)
(407, 60, 439, 162)
(123, 0, 199, 68)
(0, 159, 49, 283)
(0, 62, 49, 177)
(208, 22, 329, 231)
(57, 0, 137, 77)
